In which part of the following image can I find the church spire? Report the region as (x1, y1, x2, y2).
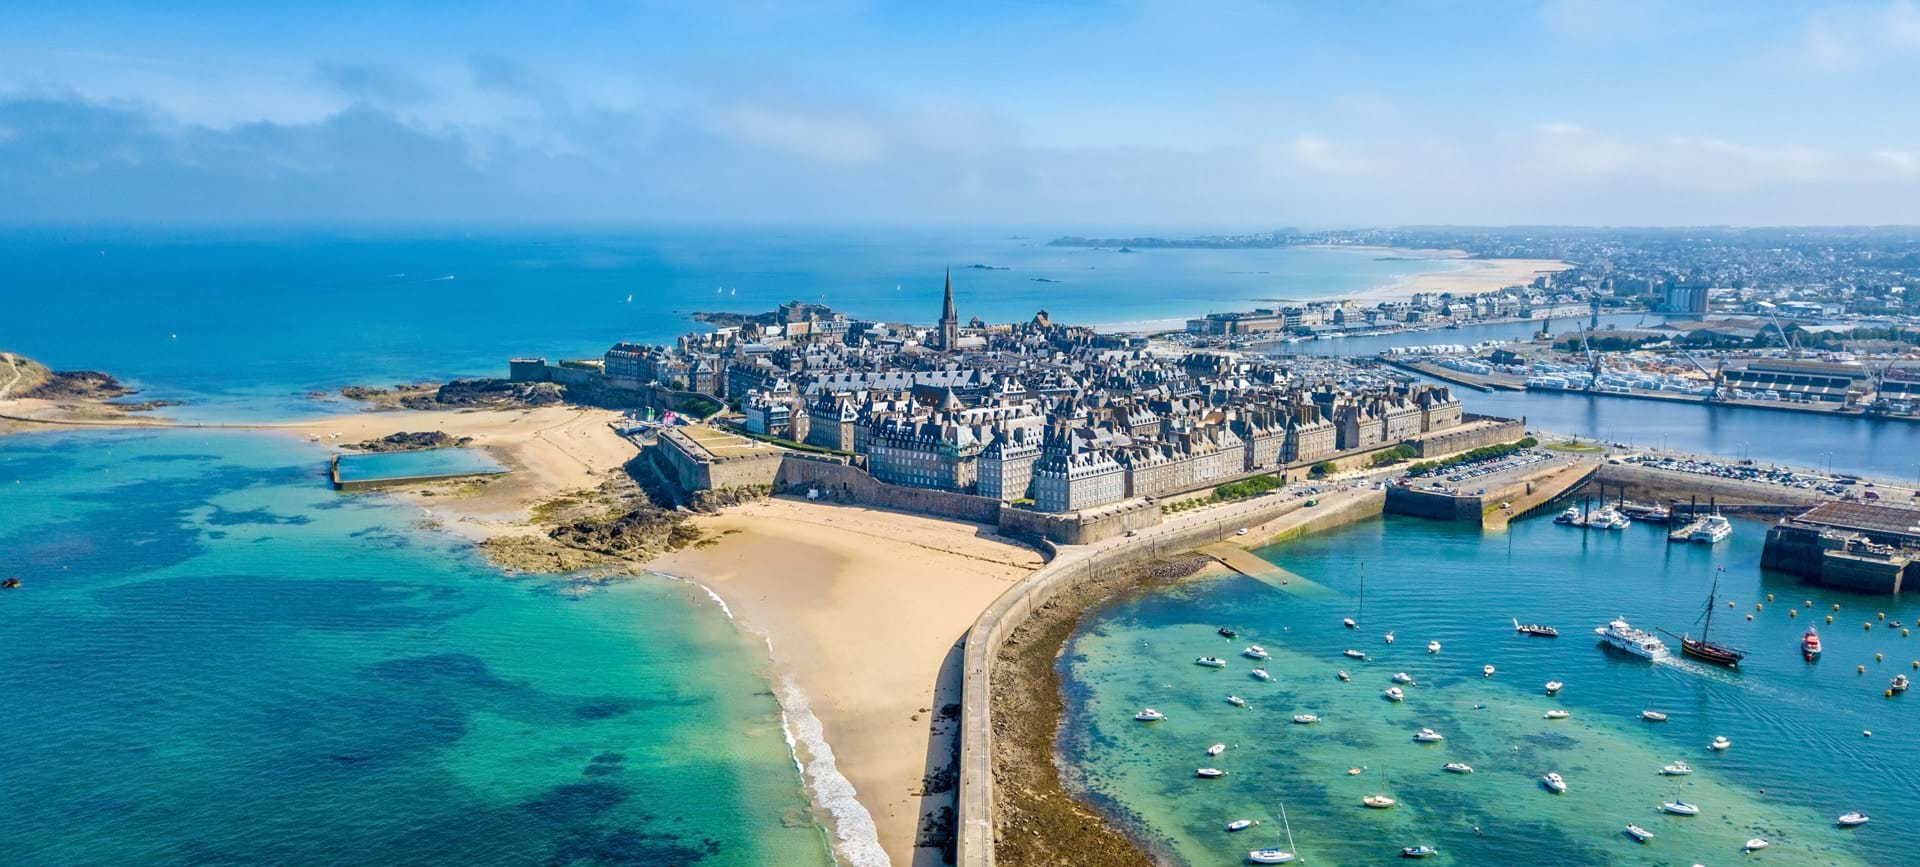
(938, 268, 960, 351)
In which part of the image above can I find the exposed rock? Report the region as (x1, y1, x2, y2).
(479, 536, 615, 573)
(548, 505, 700, 558)
(402, 379, 565, 410)
(688, 483, 771, 512)
(343, 431, 474, 453)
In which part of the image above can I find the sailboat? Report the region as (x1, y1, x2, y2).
(1663, 567, 1747, 667)
(1247, 801, 1300, 863)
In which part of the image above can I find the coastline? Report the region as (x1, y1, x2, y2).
(648, 499, 1046, 867)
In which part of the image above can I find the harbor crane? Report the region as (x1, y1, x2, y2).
(1678, 348, 1726, 400)
(1753, 301, 1801, 359)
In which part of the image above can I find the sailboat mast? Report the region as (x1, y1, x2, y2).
(1702, 567, 1721, 639)
(1279, 801, 1297, 853)
(1359, 562, 1365, 625)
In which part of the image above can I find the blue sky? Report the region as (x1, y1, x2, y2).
(3, 1, 1919, 226)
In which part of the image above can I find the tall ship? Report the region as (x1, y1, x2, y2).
(1595, 617, 1671, 661)
(1664, 569, 1746, 667)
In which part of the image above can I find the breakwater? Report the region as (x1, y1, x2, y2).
(956, 490, 1384, 867)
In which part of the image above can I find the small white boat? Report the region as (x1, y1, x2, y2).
(1346, 767, 1364, 776)
(1251, 668, 1272, 681)
(1343, 649, 1368, 659)
(1710, 736, 1731, 751)
(1227, 695, 1247, 707)
(1196, 656, 1228, 668)
(1443, 762, 1473, 774)
(1226, 819, 1258, 832)
(1207, 743, 1226, 756)
(1247, 848, 1296, 864)
(1626, 824, 1654, 843)
(1661, 800, 1699, 816)
(1427, 640, 1441, 654)
(1412, 728, 1444, 743)
(1837, 811, 1870, 827)
(1555, 506, 1580, 524)
(1483, 665, 1496, 677)
(1336, 670, 1351, 681)
(1744, 838, 1769, 852)
(1244, 645, 1270, 659)
(1660, 761, 1693, 776)
(1385, 631, 1396, 644)
(1384, 686, 1405, 702)
(1392, 672, 1416, 684)
(1545, 680, 1564, 694)
(1197, 767, 1227, 778)
(1134, 709, 1165, 721)
(1401, 845, 1438, 858)
(1544, 709, 1571, 720)
(1344, 617, 1358, 629)
(1362, 794, 1397, 808)
(1641, 710, 1669, 722)
(1292, 714, 1320, 724)
(1542, 772, 1567, 793)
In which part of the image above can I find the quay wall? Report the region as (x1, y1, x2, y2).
(1410, 415, 1527, 458)
(1586, 463, 1827, 509)
(998, 499, 1161, 545)
(956, 492, 1382, 867)
(773, 453, 1006, 525)
(328, 456, 507, 492)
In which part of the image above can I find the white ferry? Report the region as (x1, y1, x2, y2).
(1689, 514, 1733, 543)
(1595, 618, 1671, 661)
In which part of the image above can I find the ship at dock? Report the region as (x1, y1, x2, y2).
(1595, 617, 1671, 661)
(1663, 568, 1747, 667)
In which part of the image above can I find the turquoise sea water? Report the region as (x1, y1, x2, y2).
(0, 430, 833, 866)
(1061, 513, 1920, 866)
(334, 446, 507, 482)
(0, 228, 1452, 421)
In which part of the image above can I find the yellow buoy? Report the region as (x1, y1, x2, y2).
(1905, 628, 1911, 637)
(1880, 612, 1887, 620)
(1888, 690, 1895, 698)
(1767, 593, 1776, 602)
(1859, 664, 1868, 673)
(1912, 660, 1918, 668)
(1756, 603, 1764, 611)
(1877, 652, 1885, 661)
(1828, 615, 1835, 623)
(1806, 599, 1814, 607)
(1835, 603, 1842, 611)
(1790, 609, 1799, 618)
(1866, 622, 1874, 630)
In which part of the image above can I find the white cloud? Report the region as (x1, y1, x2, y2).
(1804, 0, 1920, 68)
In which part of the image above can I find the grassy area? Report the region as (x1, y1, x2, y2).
(1545, 440, 1605, 453)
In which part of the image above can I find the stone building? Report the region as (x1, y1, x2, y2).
(978, 427, 1040, 502)
(1032, 439, 1125, 513)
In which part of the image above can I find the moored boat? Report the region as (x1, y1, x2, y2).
(1135, 708, 1165, 721)
(1641, 710, 1668, 722)
(1443, 762, 1473, 774)
(1401, 845, 1438, 858)
(1661, 800, 1699, 816)
(1227, 694, 1247, 707)
(1251, 668, 1271, 681)
(1483, 664, 1496, 677)
(1197, 656, 1228, 668)
(1545, 680, 1563, 694)
(1554, 506, 1580, 524)
(1544, 709, 1571, 719)
(1427, 640, 1441, 653)
(1542, 772, 1567, 793)
(1244, 645, 1270, 659)
(1385, 631, 1395, 644)
(1412, 727, 1444, 742)
(1384, 686, 1405, 702)
(1804, 627, 1823, 660)
(1292, 714, 1319, 724)
(1837, 811, 1870, 827)
(1362, 794, 1397, 808)
(1626, 824, 1653, 843)
(1343, 617, 1357, 629)
(1744, 838, 1769, 852)
(1392, 672, 1416, 684)
(1197, 767, 1227, 778)
(1892, 674, 1910, 693)
(1226, 819, 1258, 832)
(1218, 626, 1239, 638)
(1337, 670, 1351, 681)
(1689, 514, 1733, 543)
(1660, 760, 1693, 776)
(1710, 736, 1731, 751)
(1344, 649, 1368, 659)
(1208, 743, 1226, 756)
(1247, 848, 1296, 864)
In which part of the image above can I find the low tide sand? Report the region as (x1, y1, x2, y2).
(651, 499, 1045, 867)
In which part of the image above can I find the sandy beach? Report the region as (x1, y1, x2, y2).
(650, 499, 1045, 867)
(1297, 246, 1571, 303)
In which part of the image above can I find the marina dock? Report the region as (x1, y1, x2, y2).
(1198, 541, 1311, 588)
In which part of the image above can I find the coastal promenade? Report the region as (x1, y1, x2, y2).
(956, 483, 1384, 867)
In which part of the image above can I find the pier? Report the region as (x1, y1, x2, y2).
(1198, 541, 1312, 589)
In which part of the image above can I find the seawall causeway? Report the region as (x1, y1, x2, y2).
(957, 490, 1385, 867)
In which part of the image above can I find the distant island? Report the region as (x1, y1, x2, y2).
(965, 263, 1010, 270)
(1049, 230, 1301, 249)
(1030, 277, 1062, 283)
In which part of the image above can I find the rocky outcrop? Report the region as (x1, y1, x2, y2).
(688, 484, 771, 512)
(342, 431, 474, 453)
(339, 379, 566, 411)
(547, 505, 700, 558)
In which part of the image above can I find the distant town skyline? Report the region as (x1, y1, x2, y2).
(5, 1, 1920, 225)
